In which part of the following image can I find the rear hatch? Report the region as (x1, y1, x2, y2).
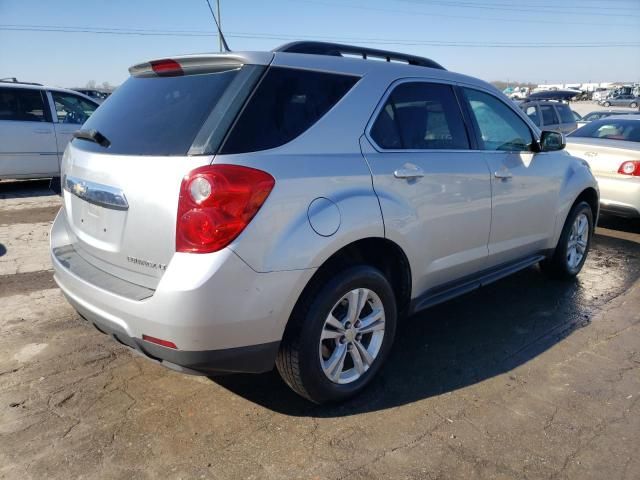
(59, 53, 271, 289)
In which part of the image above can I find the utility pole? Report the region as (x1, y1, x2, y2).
(217, 0, 222, 53)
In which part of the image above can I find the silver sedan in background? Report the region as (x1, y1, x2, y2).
(566, 115, 640, 218)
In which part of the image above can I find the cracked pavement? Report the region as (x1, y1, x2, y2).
(1, 179, 639, 479)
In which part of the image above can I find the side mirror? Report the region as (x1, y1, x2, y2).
(538, 130, 565, 152)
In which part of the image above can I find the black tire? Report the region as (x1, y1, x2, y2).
(603, 101, 611, 107)
(630, 102, 638, 108)
(540, 201, 593, 279)
(276, 265, 397, 404)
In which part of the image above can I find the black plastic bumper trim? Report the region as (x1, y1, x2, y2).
(69, 297, 279, 375)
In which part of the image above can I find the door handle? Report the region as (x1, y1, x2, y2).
(494, 170, 513, 180)
(394, 167, 425, 179)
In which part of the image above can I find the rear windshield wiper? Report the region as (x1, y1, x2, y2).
(73, 129, 111, 148)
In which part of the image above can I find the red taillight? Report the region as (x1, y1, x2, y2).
(617, 161, 640, 176)
(142, 334, 177, 349)
(176, 165, 275, 253)
(150, 59, 183, 77)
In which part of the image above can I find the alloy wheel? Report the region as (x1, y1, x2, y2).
(319, 288, 386, 384)
(567, 213, 589, 270)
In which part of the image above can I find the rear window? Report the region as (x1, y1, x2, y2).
(569, 119, 640, 142)
(76, 69, 242, 156)
(220, 67, 359, 154)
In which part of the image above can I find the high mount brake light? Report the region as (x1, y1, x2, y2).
(176, 165, 275, 253)
(150, 59, 183, 77)
(618, 161, 640, 176)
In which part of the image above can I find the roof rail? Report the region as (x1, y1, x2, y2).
(0, 77, 43, 86)
(274, 41, 445, 70)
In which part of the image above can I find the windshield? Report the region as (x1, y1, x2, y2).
(569, 119, 640, 142)
(76, 68, 245, 156)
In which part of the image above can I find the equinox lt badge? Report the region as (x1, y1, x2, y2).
(127, 256, 167, 271)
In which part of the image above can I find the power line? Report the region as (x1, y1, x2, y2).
(394, 0, 640, 18)
(1, 25, 639, 48)
(292, 0, 640, 27)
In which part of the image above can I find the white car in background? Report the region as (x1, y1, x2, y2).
(0, 79, 99, 179)
(566, 115, 640, 218)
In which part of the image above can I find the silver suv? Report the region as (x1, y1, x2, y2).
(51, 42, 599, 403)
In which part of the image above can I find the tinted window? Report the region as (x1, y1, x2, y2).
(221, 67, 358, 154)
(569, 120, 640, 142)
(524, 105, 540, 126)
(464, 88, 533, 151)
(0, 88, 48, 122)
(556, 104, 576, 124)
(370, 82, 469, 150)
(78, 69, 242, 155)
(540, 104, 559, 126)
(51, 92, 97, 124)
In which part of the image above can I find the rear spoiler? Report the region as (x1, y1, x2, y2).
(128, 52, 274, 77)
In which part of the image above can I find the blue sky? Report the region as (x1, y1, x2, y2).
(1, 0, 639, 88)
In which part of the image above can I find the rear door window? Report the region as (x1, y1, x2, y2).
(370, 82, 469, 150)
(77, 68, 245, 155)
(51, 92, 97, 124)
(0, 87, 49, 122)
(540, 104, 559, 126)
(555, 104, 576, 124)
(220, 67, 359, 154)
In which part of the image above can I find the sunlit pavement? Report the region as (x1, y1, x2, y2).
(1, 179, 639, 479)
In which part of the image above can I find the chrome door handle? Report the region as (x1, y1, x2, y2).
(494, 170, 513, 179)
(394, 168, 425, 179)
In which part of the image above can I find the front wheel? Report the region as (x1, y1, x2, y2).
(540, 201, 593, 279)
(276, 265, 397, 404)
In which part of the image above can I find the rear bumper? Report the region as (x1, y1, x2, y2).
(596, 175, 640, 218)
(51, 210, 315, 374)
(70, 297, 279, 375)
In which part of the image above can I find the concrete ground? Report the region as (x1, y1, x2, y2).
(1, 179, 639, 480)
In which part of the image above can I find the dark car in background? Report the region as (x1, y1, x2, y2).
(576, 110, 638, 128)
(520, 100, 578, 134)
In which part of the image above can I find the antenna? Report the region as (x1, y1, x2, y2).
(205, 0, 230, 52)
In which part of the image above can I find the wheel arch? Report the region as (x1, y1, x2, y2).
(286, 237, 413, 330)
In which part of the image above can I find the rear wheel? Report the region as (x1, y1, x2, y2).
(540, 201, 593, 279)
(276, 265, 397, 404)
